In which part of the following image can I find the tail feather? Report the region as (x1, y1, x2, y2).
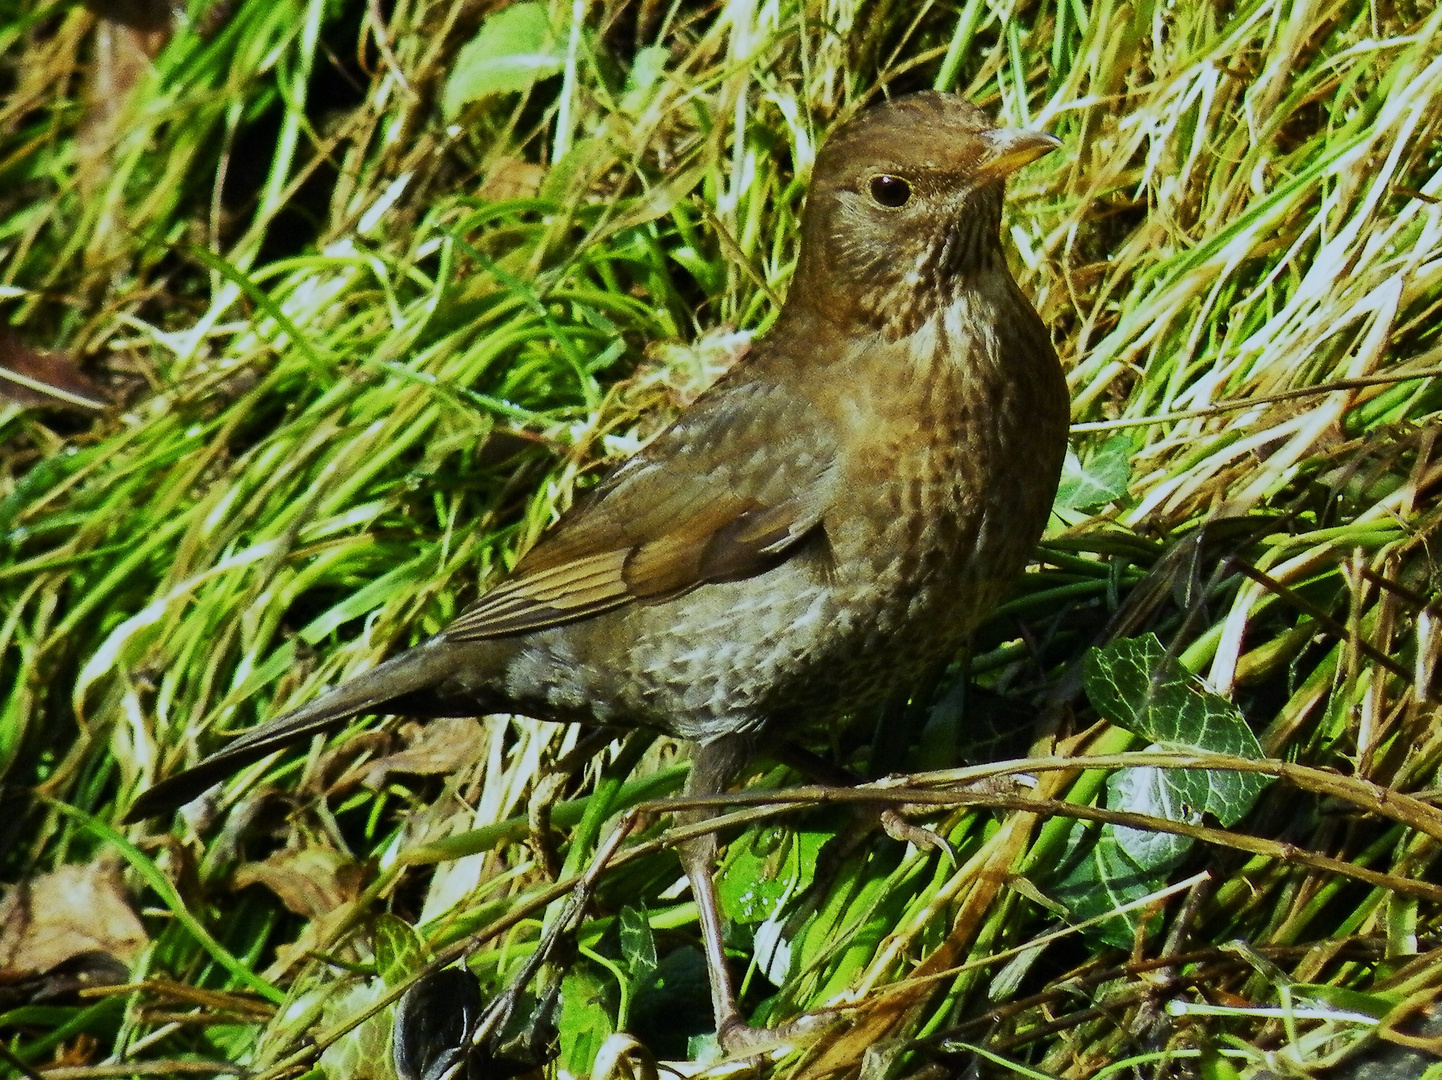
(123, 641, 457, 822)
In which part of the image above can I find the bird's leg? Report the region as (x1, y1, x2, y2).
(527, 726, 620, 879)
(678, 737, 747, 1040)
(681, 737, 835, 1054)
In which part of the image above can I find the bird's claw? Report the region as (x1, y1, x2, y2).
(880, 809, 957, 865)
(526, 771, 569, 880)
(717, 1009, 840, 1056)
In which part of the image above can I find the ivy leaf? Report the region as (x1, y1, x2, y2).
(716, 826, 828, 924)
(618, 905, 657, 985)
(1055, 435, 1132, 512)
(1052, 634, 1270, 944)
(442, 2, 562, 119)
(373, 913, 426, 988)
(1085, 633, 1268, 825)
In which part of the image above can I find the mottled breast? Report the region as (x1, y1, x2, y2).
(808, 273, 1067, 713)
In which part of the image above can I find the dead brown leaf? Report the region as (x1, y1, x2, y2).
(0, 860, 147, 975)
(233, 845, 363, 922)
(478, 157, 546, 202)
(351, 716, 486, 791)
(0, 951, 130, 1009)
(308, 729, 393, 798)
(0, 330, 109, 411)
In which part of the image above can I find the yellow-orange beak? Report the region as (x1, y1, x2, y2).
(973, 128, 1062, 183)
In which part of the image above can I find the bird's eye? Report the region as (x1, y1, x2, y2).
(868, 175, 912, 208)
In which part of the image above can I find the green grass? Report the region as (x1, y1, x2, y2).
(3, 0, 1442, 1076)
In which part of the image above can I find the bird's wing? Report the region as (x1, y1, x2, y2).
(445, 376, 837, 641)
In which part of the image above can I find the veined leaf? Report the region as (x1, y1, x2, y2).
(442, 2, 562, 119)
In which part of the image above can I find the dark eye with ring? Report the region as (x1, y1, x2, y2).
(868, 175, 912, 207)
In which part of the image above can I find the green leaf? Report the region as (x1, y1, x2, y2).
(316, 980, 395, 1080)
(1104, 761, 1198, 869)
(441, 2, 562, 119)
(1084, 633, 1268, 824)
(1052, 836, 1166, 947)
(559, 967, 615, 1076)
(1052, 634, 1271, 943)
(621, 45, 668, 113)
(618, 905, 657, 983)
(539, 136, 606, 202)
(716, 826, 828, 924)
(373, 913, 426, 988)
(1055, 435, 1132, 511)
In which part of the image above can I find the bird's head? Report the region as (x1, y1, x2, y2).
(789, 92, 1059, 337)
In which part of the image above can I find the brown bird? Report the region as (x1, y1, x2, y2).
(126, 91, 1068, 1047)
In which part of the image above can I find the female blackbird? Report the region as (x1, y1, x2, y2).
(126, 91, 1069, 1047)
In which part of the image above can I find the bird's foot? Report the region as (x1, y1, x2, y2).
(526, 771, 568, 880)
(527, 727, 624, 880)
(717, 1009, 840, 1056)
(880, 809, 957, 865)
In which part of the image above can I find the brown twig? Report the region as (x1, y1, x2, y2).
(1232, 559, 1420, 691)
(1071, 365, 1442, 432)
(28, 1062, 245, 1078)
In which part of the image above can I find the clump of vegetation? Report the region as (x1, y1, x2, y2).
(2, 0, 1441, 1077)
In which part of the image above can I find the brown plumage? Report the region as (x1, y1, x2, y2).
(125, 91, 1069, 1046)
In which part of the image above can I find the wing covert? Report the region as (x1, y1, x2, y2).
(444, 371, 837, 642)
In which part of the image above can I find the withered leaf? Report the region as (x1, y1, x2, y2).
(355, 717, 486, 790)
(0, 330, 108, 411)
(0, 861, 147, 974)
(0, 951, 130, 1009)
(233, 846, 363, 922)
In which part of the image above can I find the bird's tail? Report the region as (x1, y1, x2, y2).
(123, 640, 463, 822)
